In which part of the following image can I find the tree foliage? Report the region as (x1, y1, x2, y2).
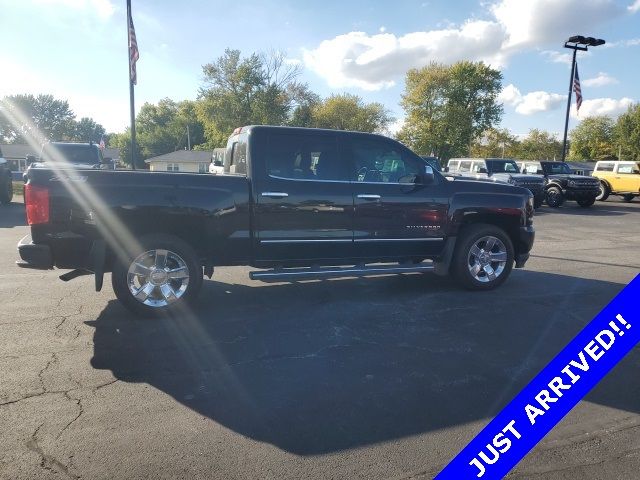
(0, 94, 75, 143)
(470, 128, 519, 158)
(615, 103, 640, 161)
(136, 98, 204, 159)
(568, 116, 616, 160)
(310, 94, 392, 133)
(0, 94, 106, 145)
(196, 49, 306, 147)
(517, 129, 563, 160)
(398, 61, 503, 160)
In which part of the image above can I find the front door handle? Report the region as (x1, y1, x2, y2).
(261, 192, 289, 199)
(357, 194, 381, 200)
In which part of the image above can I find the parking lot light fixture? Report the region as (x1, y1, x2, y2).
(560, 35, 605, 161)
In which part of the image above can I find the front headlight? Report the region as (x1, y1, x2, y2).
(568, 180, 576, 187)
(508, 177, 516, 185)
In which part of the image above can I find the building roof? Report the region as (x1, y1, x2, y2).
(0, 143, 120, 160)
(145, 150, 213, 164)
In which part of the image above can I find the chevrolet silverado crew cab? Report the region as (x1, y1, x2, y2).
(18, 126, 535, 316)
(447, 158, 545, 208)
(517, 160, 600, 208)
(592, 160, 640, 202)
(0, 146, 13, 205)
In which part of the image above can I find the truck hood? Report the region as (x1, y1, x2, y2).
(547, 174, 599, 183)
(448, 176, 532, 196)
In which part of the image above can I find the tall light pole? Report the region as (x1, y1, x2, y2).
(561, 35, 605, 161)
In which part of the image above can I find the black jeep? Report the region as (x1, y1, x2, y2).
(519, 161, 600, 208)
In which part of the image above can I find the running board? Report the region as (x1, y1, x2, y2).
(249, 262, 435, 282)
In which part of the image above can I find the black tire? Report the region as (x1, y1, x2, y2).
(111, 234, 203, 317)
(0, 174, 12, 205)
(577, 196, 596, 208)
(621, 194, 635, 203)
(545, 186, 564, 208)
(596, 181, 610, 201)
(533, 197, 544, 209)
(451, 224, 514, 291)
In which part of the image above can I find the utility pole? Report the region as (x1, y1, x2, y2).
(186, 125, 191, 150)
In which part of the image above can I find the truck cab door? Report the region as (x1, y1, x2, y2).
(345, 135, 449, 260)
(251, 130, 354, 264)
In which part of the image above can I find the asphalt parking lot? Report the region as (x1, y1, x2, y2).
(1, 197, 639, 480)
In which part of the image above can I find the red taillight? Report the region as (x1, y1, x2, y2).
(25, 184, 50, 225)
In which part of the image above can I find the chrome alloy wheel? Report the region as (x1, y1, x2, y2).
(126, 249, 190, 307)
(467, 236, 507, 283)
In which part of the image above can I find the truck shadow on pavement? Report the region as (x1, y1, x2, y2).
(0, 202, 26, 228)
(88, 270, 640, 455)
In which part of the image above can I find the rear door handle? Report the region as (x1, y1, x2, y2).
(357, 194, 381, 200)
(261, 192, 289, 198)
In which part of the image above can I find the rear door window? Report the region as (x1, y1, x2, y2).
(459, 161, 472, 173)
(265, 133, 346, 182)
(597, 162, 615, 172)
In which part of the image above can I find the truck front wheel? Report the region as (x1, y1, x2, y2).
(577, 196, 596, 207)
(596, 181, 610, 201)
(111, 234, 203, 317)
(451, 224, 514, 291)
(545, 186, 564, 208)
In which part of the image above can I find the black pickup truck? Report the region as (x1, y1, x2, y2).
(18, 126, 535, 316)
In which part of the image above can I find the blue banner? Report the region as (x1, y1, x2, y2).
(435, 274, 640, 480)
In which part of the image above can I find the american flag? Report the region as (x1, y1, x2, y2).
(128, 1, 140, 85)
(573, 64, 582, 113)
(99, 135, 105, 151)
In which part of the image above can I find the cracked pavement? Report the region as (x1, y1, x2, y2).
(1, 198, 639, 479)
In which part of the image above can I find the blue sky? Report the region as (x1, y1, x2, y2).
(1, 0, 638, 137)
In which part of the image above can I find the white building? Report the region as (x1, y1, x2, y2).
(145, 150, 212, 173)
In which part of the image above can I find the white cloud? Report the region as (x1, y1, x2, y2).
(499, 84, 566, 115)
(492, 0, 621, 49)
(498, 84, 522, 106)
(629, 0, 640, 12)
(303, 21, 507, 90)
(582, 72, 618, 87)
(572, 97, 635, 118)
(515, 91, 566, 115)
(303, 0, 624, 91)
(540, 50, 591, 65)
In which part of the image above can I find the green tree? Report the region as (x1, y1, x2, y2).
(197, 49, 306, 147)
(516, 129, 563, 160)
(615, 103, 640, 161)
(0, 94, 75, 143)
(309, 94, 392, 133)
(108, 130, 142, 168)
(568, 116, 616, 160)
(69, 117, 106, 143)
(136, 98, 205, 159)
(470, 128, 519, 158)
(398, 61, 503, 161)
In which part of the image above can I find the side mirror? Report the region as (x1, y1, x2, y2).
(26, 154, 36, 165)
(537, 169, 544, 175)
(213, 160, 223, 167)
(478, 167, 488, 174)
(423, 165, 435, 184)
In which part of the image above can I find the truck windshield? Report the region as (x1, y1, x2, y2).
(40, 144, 102, 165)
(486, 160, 520, 174)
(543, 162, 572, 175)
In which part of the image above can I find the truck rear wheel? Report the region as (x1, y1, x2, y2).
(545, 186, 564, 208)
(596, 181, 610, 201)
(451, 224, 514, 291)
(111, 234, 203, 317)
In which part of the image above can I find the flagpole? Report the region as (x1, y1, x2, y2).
(127, 0, 137, 170)
(560, 48, 577, 162)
